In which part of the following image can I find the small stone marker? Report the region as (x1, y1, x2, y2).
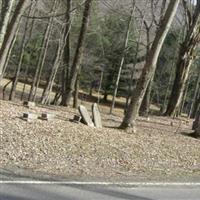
(73, 115, 82, 123)
(23, 113, 38, 122)
(41, 113, 55, 121)
(92, 103, 102, 128)
(23, 101, 36, 108)
(78, 105, 94, 127)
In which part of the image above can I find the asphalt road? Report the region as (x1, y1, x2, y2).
(0, 183, 200, 200)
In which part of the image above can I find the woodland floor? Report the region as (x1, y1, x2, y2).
(1, 98, 200, 181)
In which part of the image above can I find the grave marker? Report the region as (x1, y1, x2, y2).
(78, 105, 94, 127)
(41, 113, 55, 121)
(92, 103, 102, 128)
(22, 113, 38, 122)
(23, 101, 36, 108)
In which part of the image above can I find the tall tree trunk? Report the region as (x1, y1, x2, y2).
(64, 0, 93, 106)
(194, 108, 200, 137)
(21, 1, 37, 101)
(178, 75, 191, 116)
(41, 39, 62, 104)
(0, 0, 28, 81)
(139, 27, 151, 117)
(110, 7, 134, 114)
(41, 6, 73, 105)
(0, 0, 15, 50)
(139, 76, 153, 117)
(139, 0, 167, 117)
(120, 0, 180, 130)
(28, 0, 57, 101)
(190, 73, 200, 118)
(60, 0, 71, 106)
(165, 1, 200, 116)
(9, 1, 35, 101)
(73, 72, 80, 108)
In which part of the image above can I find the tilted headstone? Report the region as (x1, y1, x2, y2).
(78, 105, 94, 127)
(92, 103, 102, 128)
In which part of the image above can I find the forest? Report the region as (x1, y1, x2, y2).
(0, 0, 200, 135)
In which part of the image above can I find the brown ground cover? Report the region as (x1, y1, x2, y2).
(0, 100, 200, 181)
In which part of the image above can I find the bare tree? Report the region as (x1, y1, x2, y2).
(0, 0, 28, 81)
(63, 0, 93, 106)
(165, 0, 200, 116)
(110, 5, 134, 114)
(139, 0, 167, 117)
(0, 0, 15, 50)
(189, 67, 200, 118)
(28, 0, 58, 101)
(194, 108, 200, 137)
(120, 0, 180, 130)
(60, 0, 72, 106)
(9, 1, 36, 101)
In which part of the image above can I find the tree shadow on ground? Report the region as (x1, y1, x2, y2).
(180, 131, 200, 139)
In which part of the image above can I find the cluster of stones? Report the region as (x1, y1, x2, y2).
(74, 103, 102, 128)
(22, 101, 55, 122)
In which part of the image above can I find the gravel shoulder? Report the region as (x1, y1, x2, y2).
(1, 100, 200, 181)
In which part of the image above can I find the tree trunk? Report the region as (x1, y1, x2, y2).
(60, 0, 71, 106)
(64, 0, 93, 106)
(194, 108, 200, 137)
(190, 73, 200, 118)
(9, 2, 34, 101)
(165, 1, 200, 116)
(139, 0, 167, 117)
(120, 0, 180, 130)
(21, 1, 37, 101)
(41, 5, 73, 105)
(0, 0, 15, 50)
(28, 0, 57, 102)
(0, 0, 28, 81)
(139, 76, 153, 117)
(73, 73, 80, 108)
(41, 39, 62, 104)
(110, 7, 134, 114)
(179, 74, 192, 116)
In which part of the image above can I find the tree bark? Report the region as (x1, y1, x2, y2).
(41, 39, 62, 104)
(0, 0, 15, 50)
(41, 4, 73, 105)
(60, 0, 71, 106)
(64, 0, 93, 106)
(0, 0, 28, 81)
(9, 1, 35, 101)
(165, 1, 200, 116)
(120, 0, 180, 130)
(139, 76, 153, 117)
(194, 108, 200, 137)
(110, 7, 134, 114)
(190, 73, 200, 118)
(28, 0, 57, 101)
(73, 72, 80, 108)
(21, 1, 37, 101)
